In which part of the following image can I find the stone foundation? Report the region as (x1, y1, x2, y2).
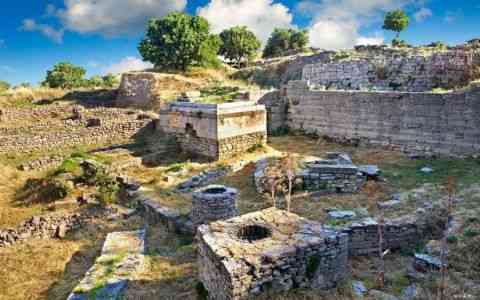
(191, 185, 238, 226)
(197, 208, 349, 300)
(158, 102, 267, 160)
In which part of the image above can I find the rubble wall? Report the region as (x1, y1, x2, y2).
(302, 48, 475, 92)
(286, 81, 480, 156)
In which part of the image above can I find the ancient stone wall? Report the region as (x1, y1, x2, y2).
(258, 90, 288, 134)
(116, 72, 201, 110)
(0, 106, 152, 154)
(286, 81, 480, 156)
(158, 102, 267, 160)
(302, 48, 476, 92)
(341, 211, 443, 257)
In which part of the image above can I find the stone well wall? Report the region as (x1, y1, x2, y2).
(285, 81, 480, 156)
(158, 102, 267, 160)
(302, 48, 477, 92)
(191, 185, 238, 226)
(197, 208, 349, 300)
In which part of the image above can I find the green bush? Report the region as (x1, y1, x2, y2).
(263, 28, 309, 58)
(139, 12, 221, 71)
(43, 62, 86, 89)
(464, 228, 480, 238)
(0, 80, 10, 92)
(94, 173, 120, 206)
(392, 38, 410, 48)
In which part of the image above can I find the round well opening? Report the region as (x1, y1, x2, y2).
(203, 187, 227, 195)
(237, 225, 271, 242)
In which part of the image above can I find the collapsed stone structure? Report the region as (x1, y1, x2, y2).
(191, 185, 239, 226)
(197, 208, 349, 300)
(255, 153, 367, 195)
(158, 101, 267, 160)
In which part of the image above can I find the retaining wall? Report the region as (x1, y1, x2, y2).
(285, 81, 480, 156)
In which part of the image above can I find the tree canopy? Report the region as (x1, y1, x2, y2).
(138, 12, 221, 71)
(219, 26, 261, 66)
(43, 62, 86, 89)
(383, 10, 410, 38)
(263, 28, 309, 58)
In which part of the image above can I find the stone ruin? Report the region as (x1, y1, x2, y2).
(158, 101, 267, 160)
(255, 152, 370, 195)
(191, 185, 239, 227)
(197, 208, 349, 300)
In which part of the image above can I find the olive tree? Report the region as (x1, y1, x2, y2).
(219, 26, 261, 66)
(138, 12, 221, 71)
(263, 28, 309, 58)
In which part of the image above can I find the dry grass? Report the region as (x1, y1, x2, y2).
(0, 87, 67, 108)
(0, 165, 46, 228)
(0, 215, 144, 300)
(123, 224, 197, 300)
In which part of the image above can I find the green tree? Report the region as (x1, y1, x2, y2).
(0, 80, 10, 92)
(138, 12, 220, 71)
(102, 74, 120, 88)
(219, 26, 261, 66)
(88, 75, 104, 88)
(43, 62, 86, 89)
(383, 10, 410, 39)
(263, 28, 309, 58)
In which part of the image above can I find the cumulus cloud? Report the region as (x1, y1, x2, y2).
(197, 0, 294, 43)
(20, 19, 64, 43)
(58, 0, 187, 36)
(414, 7, 432, 22)
(103, 57, 153, 74)
(298, 0, 422, 50)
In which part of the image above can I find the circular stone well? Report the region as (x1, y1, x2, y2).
(192, 185, 239, 226)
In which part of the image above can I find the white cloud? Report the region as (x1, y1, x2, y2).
(197, 0, 294, 43)
(414, 7, 432, 22)
(58, 0, 187, 36)
(299, 0, 420, 50)
(103, 57, 153, 74)
(20, 19, 64, 43)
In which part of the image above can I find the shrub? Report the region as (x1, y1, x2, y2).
(219, 26, 261, 66)
(102, 74, 120, 88)
(0, 80, 10, 92)
(263, 28, 309, 58)
(464, 228, 480, 238)
(18, 177, 70, 204)
(43, 62, 86, 89)
(139, 12, 221, 71)
(94, 173, 120, 206)
(392, 38, 410, 48)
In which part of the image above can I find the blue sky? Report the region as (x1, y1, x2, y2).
(1, 0, 479, 86)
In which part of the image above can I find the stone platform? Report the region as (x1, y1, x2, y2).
(158, 101, 267, 160)
(67, 229, 146, 300)
(197, 208, 348, 300)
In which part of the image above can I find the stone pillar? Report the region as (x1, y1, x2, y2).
(191, 185, 238, 226)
